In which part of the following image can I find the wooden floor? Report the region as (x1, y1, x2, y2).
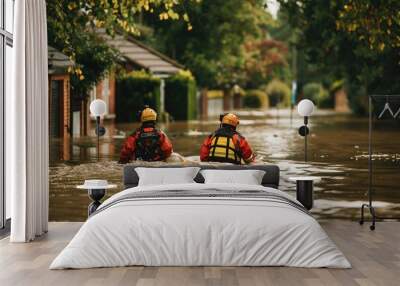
(0, 221, 399, 286)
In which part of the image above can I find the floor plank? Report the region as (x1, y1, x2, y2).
(0, 221, 398, 286)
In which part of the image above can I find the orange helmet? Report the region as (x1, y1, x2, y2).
(140, 107, 157, 122)
(221, 113, 239, 127)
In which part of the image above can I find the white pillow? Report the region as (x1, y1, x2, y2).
(200, 169, 266, 185)
(136, 167, 201, 186)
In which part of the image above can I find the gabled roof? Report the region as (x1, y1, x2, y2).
(98, 30, 183, 75)
(48, 46, 74, 75)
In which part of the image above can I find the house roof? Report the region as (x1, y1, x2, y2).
(48, 46, 74, 75)
(98, 30, 183, 75)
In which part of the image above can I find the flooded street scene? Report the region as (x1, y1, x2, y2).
(49, 110, 400, 221)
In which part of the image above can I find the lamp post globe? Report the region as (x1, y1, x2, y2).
(90, 99, 107, 117)
(297, 99, 314, 117)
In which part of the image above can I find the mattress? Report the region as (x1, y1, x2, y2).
(50, 183, 350, 269)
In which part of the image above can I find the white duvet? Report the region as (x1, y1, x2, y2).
(50, 183, 350, 269)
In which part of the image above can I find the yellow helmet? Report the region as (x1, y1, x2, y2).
(221, 113, 239, 127)
(140, 107, 157, 122)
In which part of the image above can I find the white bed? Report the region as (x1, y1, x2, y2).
(50, 183, 351, 269)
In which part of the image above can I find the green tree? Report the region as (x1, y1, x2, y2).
(276, 0, 400, 114)
(244, 39, 289, 89)
(336, 0, 400, 52)
(141, 0, 282, 89)
(47, 0, 195, 97)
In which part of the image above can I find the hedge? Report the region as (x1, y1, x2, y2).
(243, 90, 269, 109)
(116, 71, 160, 123)
(303, 82, 331, 108)
(265, 79, 291, 107)
(165, 71, 197, 121)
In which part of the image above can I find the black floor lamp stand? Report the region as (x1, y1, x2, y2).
(359, 96, 376, 230)
(359, 94, 400, 230)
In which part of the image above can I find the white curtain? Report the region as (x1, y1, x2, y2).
(7, 0, 49, 242)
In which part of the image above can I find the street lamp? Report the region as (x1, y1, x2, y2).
(90, 99, 107, 161)
(297, 99, 315, 162)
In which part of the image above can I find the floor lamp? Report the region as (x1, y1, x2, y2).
(297, 99, 315, 162)
(89, 99, 107, 161)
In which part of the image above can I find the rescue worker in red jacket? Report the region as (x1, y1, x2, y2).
(200, 113, 255, 164)
(118, 107, 173, 164)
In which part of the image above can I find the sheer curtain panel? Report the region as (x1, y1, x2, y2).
(8, 0, 49, 242)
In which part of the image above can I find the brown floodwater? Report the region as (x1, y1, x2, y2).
(49, 109, 400, 221)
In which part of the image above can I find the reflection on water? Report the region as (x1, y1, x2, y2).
(50, 111, 400, 221)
